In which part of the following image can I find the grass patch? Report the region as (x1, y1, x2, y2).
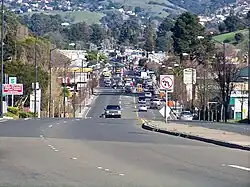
(213, 29, 248, 43)
(57, 11, 104, 24)
(112, 0, 184, 17)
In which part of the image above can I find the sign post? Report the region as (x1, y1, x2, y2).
(160, 75, 174, 123)
(9, 77, 17, 107)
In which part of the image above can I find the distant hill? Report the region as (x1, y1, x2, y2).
(110, 0, 186, 17)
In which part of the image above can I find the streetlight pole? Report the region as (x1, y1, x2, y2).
(34, 36, 37, 118)
(73, 70, 76, 118)
(248, 26, 250, 124)
(63, 61, 66, 118)
(0, 0, 4, 118)
(49, 47, 56, 118)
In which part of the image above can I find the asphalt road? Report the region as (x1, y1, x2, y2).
(0, 83, 249, 186)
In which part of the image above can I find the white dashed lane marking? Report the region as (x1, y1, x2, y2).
(71, 157, 78, 160)
(49, 125, 52, 128)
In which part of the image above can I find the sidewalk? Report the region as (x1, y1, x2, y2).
(142, 119, 250, 151)
(75, 94, 98, 118)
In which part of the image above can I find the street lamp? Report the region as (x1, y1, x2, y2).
(211, 38, 227, 121)
(73, 70, 76, 118)
(197, 35, 206, 121)
(34, 36, 38, 118)
(49, 47, 57, 118)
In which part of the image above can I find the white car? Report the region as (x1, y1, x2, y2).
(151, 98, 161, 106)
(179, 111, 193, 121)
(145, 92, 152, 98)
(138, 104, 147, 111)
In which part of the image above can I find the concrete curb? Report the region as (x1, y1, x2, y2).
(142, 122, 250, 151)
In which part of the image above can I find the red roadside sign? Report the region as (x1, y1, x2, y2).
(3, 84, 23, 95)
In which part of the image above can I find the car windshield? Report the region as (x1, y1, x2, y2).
(181, 111, 192, 115)
(106, 105, 121, 110)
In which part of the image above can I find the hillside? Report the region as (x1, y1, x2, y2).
(111, 0, 186, 17)
(24, 10, 104, 24)
(213, 29, 249, 51)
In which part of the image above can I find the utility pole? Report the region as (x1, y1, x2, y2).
(0, 0, 4, 118)
(49, 49, 52, 118)
(223, 42, 226, 122)
(73, 70, 76, 118)
(63, 61, 66, 118)
(34, 36, 37, 118)
(203, 67, 206, 121)
(49, 47, 56, 118)
(79, 60, 83, 113)
(248, 25, 250, 124)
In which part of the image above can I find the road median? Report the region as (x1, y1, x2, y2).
(142, 120, 250, 151)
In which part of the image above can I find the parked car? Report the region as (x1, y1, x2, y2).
(138, 104, 147, 112)
(104, 105, 122, 118)
(179, 111, 193, 121)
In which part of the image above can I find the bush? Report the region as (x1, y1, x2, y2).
(5, 112, 16, 118)
(19, 112, 34, 118)
(235, 33, 244, 42)
(7, 107, 19, 115)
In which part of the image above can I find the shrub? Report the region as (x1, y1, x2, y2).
(7, 107, 19, 115)
(19, 112, 34, 118)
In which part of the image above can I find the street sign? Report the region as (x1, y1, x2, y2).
(183, 68, 196, 84)
(3, 84, 23, 95)
(160, 75, 174, 92)
(9, 77, 17, 84)
(159, 106, 171, 118)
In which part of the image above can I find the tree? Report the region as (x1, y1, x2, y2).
(171, 12, 206, 60)
(90, 24, 105, 46)
(157, 17, 174, 37)
(234, 32, 244, 42)
(210, 50, 240, 122)
(4, 60, 49, 106)
(119, 19, 141, 45)
(134, 6, 142, 14)
(224, 15, 245, 32)
(65, 22, 91, 43)
(155, 17, 174, 52)
(143, 24, 156, 52)
(218, 22, 226, 33)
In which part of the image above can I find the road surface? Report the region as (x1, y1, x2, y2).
(0, 85, 249, 187)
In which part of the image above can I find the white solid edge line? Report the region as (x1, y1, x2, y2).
(84, 106, 92, 118)
(228, 165, 250, 172)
